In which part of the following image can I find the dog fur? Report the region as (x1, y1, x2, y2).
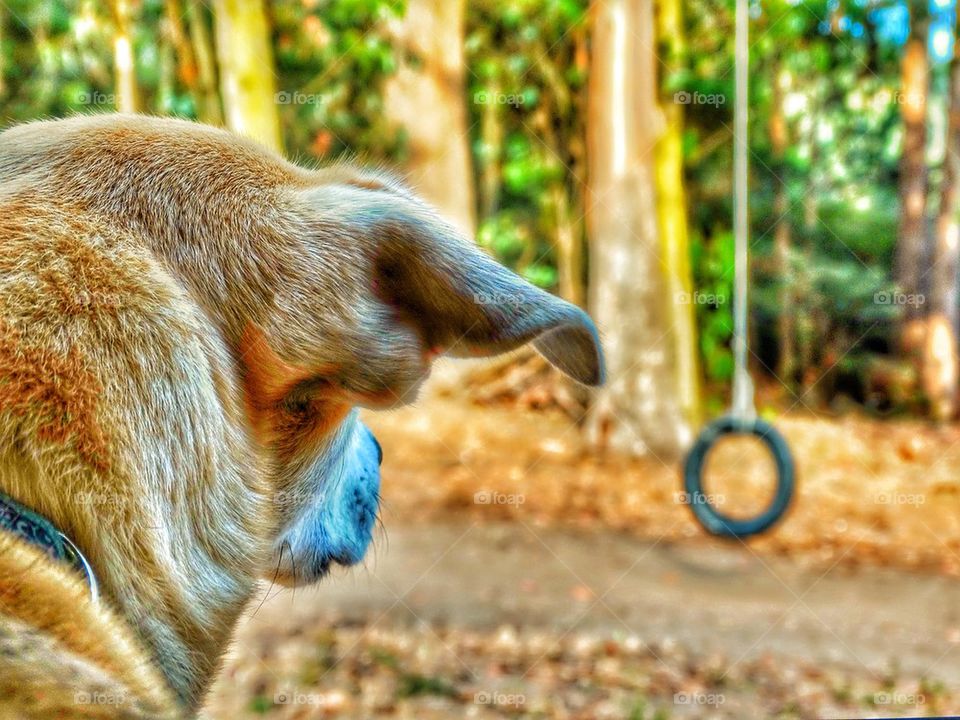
(0, 114, 603, 718)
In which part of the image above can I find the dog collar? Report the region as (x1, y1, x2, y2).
(0, 490, 99, 603)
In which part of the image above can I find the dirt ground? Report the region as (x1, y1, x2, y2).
(204, 385, 960, 719)
(367, 389, 960, 574)
(207, 524, 960, 719)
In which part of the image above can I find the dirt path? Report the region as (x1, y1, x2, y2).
(207, 523, 960, 719)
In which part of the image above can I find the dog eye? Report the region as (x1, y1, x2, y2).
(283, 397, 312, 415)
(282, 386, 315, 416)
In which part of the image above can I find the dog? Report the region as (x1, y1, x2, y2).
(0, 114, 603, 718)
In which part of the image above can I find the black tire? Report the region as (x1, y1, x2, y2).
(682, 415, 795, 538)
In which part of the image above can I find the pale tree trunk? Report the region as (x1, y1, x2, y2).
(212, 0, 282, 153)
(654, 0, 701, 428)
(771, 66, 795, 385)
(924, 45, 960, 420)
(896, 28, 930, 351)
(110, 0, 139, 113)
(586, 0, 690, 458)
(185, 0, 223, 125)
(385, 0, 476, 236)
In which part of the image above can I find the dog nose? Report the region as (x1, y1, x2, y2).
(362, 424, 383, 466)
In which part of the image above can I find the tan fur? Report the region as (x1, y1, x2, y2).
(0, 114, 603, 718)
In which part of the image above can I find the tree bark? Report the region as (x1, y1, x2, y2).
(110, 0, 139, 113)
(585, 0, 690, 458)
(385, 0, 476, 236)
(212, 0, 282, 152)
(896, 29, 930, 345)
(655, 0, 701, 428)
(924, 44, 960, 420)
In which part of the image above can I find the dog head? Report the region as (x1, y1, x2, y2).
(239, 169, 604, 586)
(0, 115, 603, 588)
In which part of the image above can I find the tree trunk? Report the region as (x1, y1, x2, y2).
(771, 65, 795, 386)
(798, 109, 819, 392)
(585, 0, 690, 457)
(164, 0, 196, 89)
(896, 29, 930, 348)
(654, 0, 701, 428)
(212, 0, 282, 152)
(185, 0, 223, 125)
(110, 0, 139, 113)
(552, 183, 584, 307)
(924, 45, 960, 420)
(477, 73, 503, 220)
(385, 0, 476, 236)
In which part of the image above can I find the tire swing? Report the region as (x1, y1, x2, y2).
(682, 0, 795, 538)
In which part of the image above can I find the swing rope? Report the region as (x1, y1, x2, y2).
(681, 0, 795, 538)
(731, 0, 755, 422)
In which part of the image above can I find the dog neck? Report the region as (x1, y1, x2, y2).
(90, 487, 270, 708)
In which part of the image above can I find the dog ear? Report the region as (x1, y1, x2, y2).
(371, 217, 605, 386)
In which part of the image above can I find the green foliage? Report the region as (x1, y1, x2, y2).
(0, 0, 938, 408)
(465, 0, 590, 288)
(271, 0, 405, 162)
(692, 230, 735, 382)
(682, 0, 915, 395)
(396, 672, 458, 698)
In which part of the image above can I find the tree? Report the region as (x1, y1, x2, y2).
(770, 63, 795, 385)
(163, 0, 222, 125)
(924, 36, 960, 420)
(655, 0, 701, 428)
(895, 20, 930, 350)
(385, 0, 476, 236)
(212, 0, 282, 152)
(586, 0, 691, 457)
(110, 0, 139, 113)
(186, 0, 223, 125)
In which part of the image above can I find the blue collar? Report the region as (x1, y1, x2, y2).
(0, 490, 99, 602)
